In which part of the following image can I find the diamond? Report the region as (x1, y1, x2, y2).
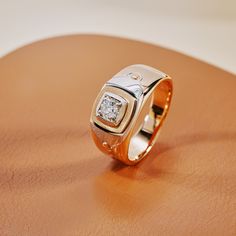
(96, 93, 127, 126)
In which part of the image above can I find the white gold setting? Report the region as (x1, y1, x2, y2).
(96, 92, 127, 127)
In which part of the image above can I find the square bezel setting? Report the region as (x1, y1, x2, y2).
(91, 85, 137, 134)
(96, 92, 127, 127)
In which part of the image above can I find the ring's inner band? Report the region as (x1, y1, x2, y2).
(128, 80, 172, 161)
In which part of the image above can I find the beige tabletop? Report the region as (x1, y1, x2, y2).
(0, 35, 235, 236)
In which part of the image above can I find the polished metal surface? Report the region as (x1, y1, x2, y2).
(90, 64, 173, 165)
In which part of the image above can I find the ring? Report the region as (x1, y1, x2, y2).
(90, 64, 173, 165)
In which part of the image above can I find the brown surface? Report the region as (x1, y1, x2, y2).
(0, 35, 235, 236)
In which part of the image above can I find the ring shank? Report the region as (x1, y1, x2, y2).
(128, 79, 173, 161)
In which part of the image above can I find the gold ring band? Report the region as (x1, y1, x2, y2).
(90, 64, 173, 165)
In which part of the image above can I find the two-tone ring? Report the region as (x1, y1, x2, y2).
(90, 64, 173, 165)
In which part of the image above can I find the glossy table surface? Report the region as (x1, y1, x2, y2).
(0, 35, 235, 236)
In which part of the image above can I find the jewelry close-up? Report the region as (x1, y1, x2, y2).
(90, 64, 173, 165)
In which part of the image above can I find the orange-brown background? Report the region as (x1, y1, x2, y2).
(0, 35, 235, 235)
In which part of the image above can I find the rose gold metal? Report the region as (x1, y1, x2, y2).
(90, 64, 173, 165)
